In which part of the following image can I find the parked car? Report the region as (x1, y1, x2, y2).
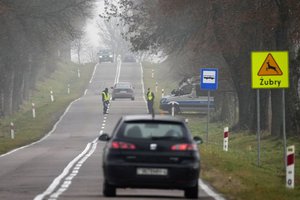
(98, 49, 114, 63)
(98, 115, 202, 199)
(160, 83, 215, 114)
(111, 82, 135, 100)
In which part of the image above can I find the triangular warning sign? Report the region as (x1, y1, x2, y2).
(257, 53, 283, 76)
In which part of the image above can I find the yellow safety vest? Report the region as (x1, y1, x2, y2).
(102, 92, 110, 101)
(147, 91, 153, 101)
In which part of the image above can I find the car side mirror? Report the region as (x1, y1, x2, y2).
(193, 136, 203, 144)
(98, 133, 110, 141)
(110, 87, 114, 89)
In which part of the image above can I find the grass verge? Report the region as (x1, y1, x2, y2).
(142, 61, 300, 200)
(0, 62, 94, 154)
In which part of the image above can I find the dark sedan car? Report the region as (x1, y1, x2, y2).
(111, 82, 135, 100)
(99, 115, 202, 199)
(98, 49, 114, 63)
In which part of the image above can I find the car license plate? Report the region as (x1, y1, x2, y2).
(137, 168, 168, 176)
(120, 90, 127, 93)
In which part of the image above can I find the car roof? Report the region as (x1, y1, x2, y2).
(116, 82, 131, 85)
(120, 115, 186, 123)
(115, 82, 132, 88)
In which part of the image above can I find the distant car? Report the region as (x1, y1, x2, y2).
(122, 54, 136, 62)
(98, 115, 202, 199)
(111, 82, 135, 100)
(99, 49, 114, 63)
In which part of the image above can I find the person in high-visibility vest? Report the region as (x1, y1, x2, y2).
(146, 88, 155, 114)
(102, 88, 110, 114)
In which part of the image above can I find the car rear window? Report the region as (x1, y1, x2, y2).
(115, 83, 131, 89)
(117, 121, 187, 140)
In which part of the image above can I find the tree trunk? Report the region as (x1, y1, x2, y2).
(271, 0, 289, 137)
(3, 69, 14, 116)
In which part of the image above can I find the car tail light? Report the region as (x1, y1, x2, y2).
(111, 141, 136, 150)
(170, 143, 197, 151)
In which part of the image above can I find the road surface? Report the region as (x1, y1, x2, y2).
(0, 60, 225, 200)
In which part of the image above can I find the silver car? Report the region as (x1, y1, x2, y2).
(111, 82, 135, 100)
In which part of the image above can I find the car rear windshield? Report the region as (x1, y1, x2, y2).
(116, 121, 188, 140)
(99, 50, 112, 55)
(115, 83, 131, 89)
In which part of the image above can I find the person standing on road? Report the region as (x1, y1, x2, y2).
(102, 88, 110, 114)
(146, 88, 155, 114)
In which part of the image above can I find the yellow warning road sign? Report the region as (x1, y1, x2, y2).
(251, 51, 289, 89)
(257, 53, 283, 76)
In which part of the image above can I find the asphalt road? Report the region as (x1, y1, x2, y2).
(0, 60, 225, 200)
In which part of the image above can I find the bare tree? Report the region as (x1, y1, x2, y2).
(0, 0, 95, 116)
(101, 0, 300, 136)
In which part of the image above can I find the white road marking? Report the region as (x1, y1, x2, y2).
(34, 139, 98, 200)
(0, 98, 81, 158)
(47, 140, 98, 200)
(199, 179, 226, 200)
(89, 64, 98, 83)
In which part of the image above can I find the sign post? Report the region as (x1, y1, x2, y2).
(32, 103, 36, 119)
(10, 122, 15, 139)
(251, 51, 289, 167)
(200, 68, 218, 143)
(223, 127, 229, 151)
(286, 145, 295, 189)
(168, 101, 179, 117)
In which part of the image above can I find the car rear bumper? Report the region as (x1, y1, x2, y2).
(112, 93, 134, 99)
(103, 162, 200, 189)
(99, 57, 113, 62)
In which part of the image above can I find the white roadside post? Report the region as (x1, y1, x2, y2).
(77, 68, 81, 78)
(223, 127, 229, 151)
(50, 90, 54, 102)
(10, 122, 15, 139)
(286, 145, 295, 189)
(168, 101, 179, 117)
(155, 82, 158, 93)
(32, 103, 36, 118)
(161, 89, 164, 98)
(67, 84, 70, 94)
(152, 69, 154, 79)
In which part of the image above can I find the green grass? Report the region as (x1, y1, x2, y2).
(142, 61, 300, 200)
(0, 62, 94, 154)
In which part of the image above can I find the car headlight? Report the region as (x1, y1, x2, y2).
(109, 55, 113, 58)
(99, 56, 103, 58)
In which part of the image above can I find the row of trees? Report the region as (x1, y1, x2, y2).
(102, 0, 300, 136)
(0, 0, 94, 116)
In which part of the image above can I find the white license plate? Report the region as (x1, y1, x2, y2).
(120, 91, 127, 93)
(137, 168, 168, 176)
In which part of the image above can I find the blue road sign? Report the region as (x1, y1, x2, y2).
(200, 68, 218, 90)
